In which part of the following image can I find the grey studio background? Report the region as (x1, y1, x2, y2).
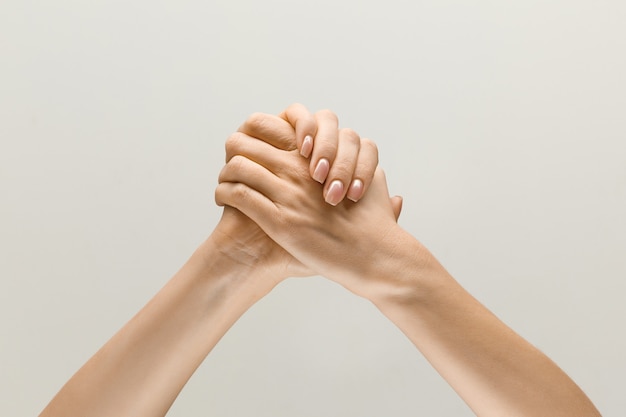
(1, 1, 625, 416)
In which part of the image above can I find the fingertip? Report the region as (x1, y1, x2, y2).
(396, 195, 404, 211)
(312, 158, 330, 184)
(301, 135, 313, 158)
(214, 183, 226, 207)
(390, 195, 403, 221)
(346, 178, 364, 202)
(280, 103, 317, 156)
(324, 180, 345, 206)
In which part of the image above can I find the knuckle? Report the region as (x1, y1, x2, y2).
(301, 115, 316, 129)
(355, 160, 373, 179)
(214, 184, 225, 205)
(217, 168, 225, 184)
(289, 102, 305, 111)
(315, 139, 338, 157)
(360, 137, 378, 153)
(316, 108, 339, 123)
(360, 138, 379, 162)
(340, 128, 361, 145)
(330, 160, 355, 179)
(245, 112, 268, 131)
(293, 164, 311, 182)
(232, 182, 251, 201)
(228, 154, 247, 172)
(224, 132, 244, 158)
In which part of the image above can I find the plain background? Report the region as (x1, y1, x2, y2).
(1, 1, 625, 415)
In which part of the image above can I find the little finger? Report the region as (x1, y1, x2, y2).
(238, 113, 297, 151)
(323, 128, 361, 206)
(345, 138, 379, 202)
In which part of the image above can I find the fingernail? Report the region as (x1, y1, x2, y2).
(346, 179, 364, 202)
(325, 180, 344, 206)
(312, 158, 330, 183)
(300, 135, 313, 158)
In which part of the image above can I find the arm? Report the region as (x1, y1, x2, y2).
(39, 106, 381, 416)
(367, 231, 601, 417)
(39, 216, 285, 417)
(217, 114, 601, 417)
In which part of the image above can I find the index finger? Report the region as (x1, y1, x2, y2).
(279, 103, 317, 158)
(238, 113, 297, 151)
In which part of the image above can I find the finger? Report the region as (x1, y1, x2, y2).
(390, 195, 403, 221)
(279, 103, 317, 158)
(368, 167, 394, 204)
(310, 109, 339, 184)
(238, 113, 297, 151)
(218, 155, 282, 202)
(225, 131, 289, 175)
(215, 182, 278, 233)
(355, 166, 398, 222)
(345, 138, 379, 202)
(323, 128, 360, 206)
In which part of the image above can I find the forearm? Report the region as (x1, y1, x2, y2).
(368, 229, 600, 417)
(40, 237, 270, 417)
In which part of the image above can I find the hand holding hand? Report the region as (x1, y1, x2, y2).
(209, 106, 400, 295)
(279, 103, 378, 204)
(216, 112, 404, 299)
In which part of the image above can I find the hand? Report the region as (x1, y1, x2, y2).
(208, 110, 313, 293)
(209, 108, 399, 293)
(279, 103, 376, 204)
(216, 113, 403, 299)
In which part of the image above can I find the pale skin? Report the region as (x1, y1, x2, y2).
(40, 104, 600, 417)
(39, 106, 392, 417)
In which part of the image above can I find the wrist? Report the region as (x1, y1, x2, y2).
(193, 234, 280, 306)
(362, 226, 453, 308)
(196, 208, 290, 301)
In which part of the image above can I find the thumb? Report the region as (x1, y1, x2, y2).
(390, 195, 403, 221)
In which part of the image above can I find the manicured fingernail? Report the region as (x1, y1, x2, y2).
(300, 135, 313, 158)
(346, 179, 364, 202)
(325, 180, 344, 206)
(312, 158, 330, 183)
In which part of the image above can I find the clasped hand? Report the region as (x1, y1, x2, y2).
(212, 104, 404, 300)
(39, 103, 601, 417)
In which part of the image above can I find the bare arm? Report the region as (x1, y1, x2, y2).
(366, 229, 600, 417)
(39, 217, 283, 417)
(218, 111, 601, 417)
(39, 105, 381, 416)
